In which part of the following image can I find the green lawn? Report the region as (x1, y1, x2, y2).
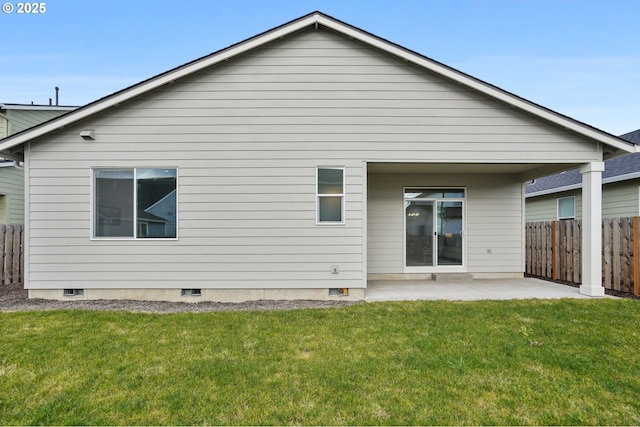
(1, 299, 639, 425)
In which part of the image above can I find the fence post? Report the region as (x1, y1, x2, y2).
(552, 220, 558, 281)
(0, 224, 24, 286)
(634, 216, 640, 296)
(0, 224, 5, 285)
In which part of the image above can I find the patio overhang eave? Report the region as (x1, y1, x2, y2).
(366, 162, 580, 181)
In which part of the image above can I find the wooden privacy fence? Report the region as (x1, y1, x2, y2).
(0, 224, 24, 285)
(3, 219, 639, 293)
(526, 217, 640, 296)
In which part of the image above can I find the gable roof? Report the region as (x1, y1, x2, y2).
(526, 129, 640, 197)
(620, 128, 640, 145)
(0, 11, 636, 157)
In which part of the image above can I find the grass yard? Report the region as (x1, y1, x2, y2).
(1, 299, 639, 425)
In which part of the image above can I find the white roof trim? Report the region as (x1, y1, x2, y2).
(526, 171, 640, 198)
(0, 11, 635, 154)
(0, 104, 77, 111)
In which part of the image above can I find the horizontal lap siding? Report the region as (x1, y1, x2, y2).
(528, 182, 640, 221)
(367, 174, 404, 273)
(368, 173, 523, 274)
(27, 28, 599, 289)
(525, 196, 559, 222)
(8, 110, 70, 134)
(466, 178, 524, 272)
(0, 166, 25, 223)
(525, 190, 582, 221)
(602, 181, 640, 218)
(27, 158, 364, 289)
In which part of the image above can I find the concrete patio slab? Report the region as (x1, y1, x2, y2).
(364, 277, 614, 302)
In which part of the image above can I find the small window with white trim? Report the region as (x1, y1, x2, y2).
(557, 196, 575, 220)
(316, 167, 345, 224)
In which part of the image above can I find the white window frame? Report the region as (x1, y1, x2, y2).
(91, 167, 179, 240)
(316, 167, 345, 225)
(557, 196, 576, 220)
(403, 187, 467, 273)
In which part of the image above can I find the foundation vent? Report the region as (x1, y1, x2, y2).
(329, 288, 349, 296)
(181, 289, 202, 297)
(63, 289, 84, 297)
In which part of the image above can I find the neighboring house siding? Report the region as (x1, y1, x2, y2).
(602, 180, 640, 218)
(368, 172, 524, 275)
(525, 190, 581, 222)
(0, 108, 73, 225)
(25, 28, 604, 290)
(0, 165, 25, 223)
(144, 189, 177, 238)
(0, 115, 7, 138)
(524, 195, 556, 222)
(6, 110, 68, 134)
(526, 181, 640, 221)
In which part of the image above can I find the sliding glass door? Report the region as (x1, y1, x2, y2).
(406, 200, 435, 266)
(405, 189, 464, 268)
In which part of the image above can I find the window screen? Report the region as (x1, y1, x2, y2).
(94, 168, 177, 238)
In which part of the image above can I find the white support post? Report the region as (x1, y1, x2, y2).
(580, 161, 605, 296)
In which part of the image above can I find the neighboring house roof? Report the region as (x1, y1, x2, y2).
(620, 128, 640, 145)
(0, 11, 636, 159)
(0, 103, 78, 111)
(525, 129, 640, 197)
(137, 210, 168, 224)
(145, 189, 177, 219)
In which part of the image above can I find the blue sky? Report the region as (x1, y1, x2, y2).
(1, 0, 639, 135)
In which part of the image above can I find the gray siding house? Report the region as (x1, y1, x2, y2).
(0, 103, 77, 223)
(0, 12, 636, 301)
(526, 129, 640, 221)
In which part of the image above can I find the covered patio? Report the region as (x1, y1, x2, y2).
(364, 277, 615, 302)
(366, 161, 611, 297)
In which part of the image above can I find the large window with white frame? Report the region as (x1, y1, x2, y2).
(316, 167, 345, 224)
(93, 168, 177, 239)
(557, 196, 575, 220)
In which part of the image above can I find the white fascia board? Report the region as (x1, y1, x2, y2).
(0, 104, 77, 111)
(525, 171, 640, 198)
(603, 171, 640, 185)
